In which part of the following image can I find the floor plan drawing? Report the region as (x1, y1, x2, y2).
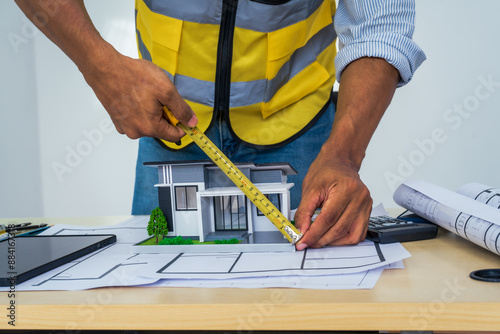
(151, 241, 393, 279)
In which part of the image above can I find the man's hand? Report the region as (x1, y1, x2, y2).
(293, 57, 400, 250)
(294, 151, 372, 249)
(82, 51, 197, 142)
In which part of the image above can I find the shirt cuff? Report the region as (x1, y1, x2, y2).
(335, 33, 426, 87)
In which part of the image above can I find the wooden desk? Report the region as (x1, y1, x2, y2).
(1, 216, 500, 332)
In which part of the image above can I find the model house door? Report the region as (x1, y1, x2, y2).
(158, 186, 174, 232)
(214, 195, 247, 231)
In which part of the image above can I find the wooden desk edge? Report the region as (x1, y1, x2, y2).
(3, 302, 499, 331)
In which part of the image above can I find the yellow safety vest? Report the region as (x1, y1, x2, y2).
(135, 0, 337, 149)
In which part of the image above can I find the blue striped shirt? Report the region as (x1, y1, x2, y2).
(335, 0, 426, 86)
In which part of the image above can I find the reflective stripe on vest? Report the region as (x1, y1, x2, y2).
(135, 0, 337, 149)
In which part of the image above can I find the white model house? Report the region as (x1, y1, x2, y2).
(144, 160, 297, 242)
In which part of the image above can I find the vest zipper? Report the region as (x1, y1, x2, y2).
(214, 0, 238, 117)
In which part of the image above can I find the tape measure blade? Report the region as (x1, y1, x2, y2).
(179, 124, 302, 244)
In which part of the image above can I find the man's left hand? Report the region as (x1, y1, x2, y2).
(294, 149, 372, 249)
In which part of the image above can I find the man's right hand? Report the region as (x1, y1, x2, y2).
(15, 0, 197, 142)
(83, 51, 198, 142)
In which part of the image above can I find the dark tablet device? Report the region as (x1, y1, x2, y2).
(0, 234, 116, 286)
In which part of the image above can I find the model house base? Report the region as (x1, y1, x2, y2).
(131, 230, 295, 253)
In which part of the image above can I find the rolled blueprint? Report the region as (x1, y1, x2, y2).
(394, 180, 500, 256)
(457, 182, 500, 209)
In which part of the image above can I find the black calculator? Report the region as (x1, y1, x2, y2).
(366, 214, 438, 244)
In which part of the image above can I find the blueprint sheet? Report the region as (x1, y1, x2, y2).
(0, 217, 409, 290)
(138, 261, 404, 289)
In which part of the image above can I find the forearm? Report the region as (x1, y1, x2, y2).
(294, 57, 400, 248)
(15, 0, 116, 74)
(16, 0, 196, 140)
(324, 57, 400, 168)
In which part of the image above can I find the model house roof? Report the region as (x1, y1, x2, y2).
(144, 160, 297, 175)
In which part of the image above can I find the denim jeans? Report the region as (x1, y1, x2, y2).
(131, 101, 336, 215)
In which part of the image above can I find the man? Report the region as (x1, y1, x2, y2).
(15, 0, 425, 250)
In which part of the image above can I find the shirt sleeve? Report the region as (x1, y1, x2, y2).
(334, 0, 426, 86)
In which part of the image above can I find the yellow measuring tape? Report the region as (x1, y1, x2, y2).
(163, 107, 303, 244)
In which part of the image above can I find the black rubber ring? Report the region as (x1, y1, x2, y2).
(470, 268, 500, 282)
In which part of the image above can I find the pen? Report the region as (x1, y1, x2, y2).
(7, 223, 47, 233)
(11, 222, 31, 228)
(0, 224, 51, 240)
(1, 222, 31, 234)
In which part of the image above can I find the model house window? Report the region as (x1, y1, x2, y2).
(214, 195, 247, 231)
(175, 186, 198, 211)
(257, 193, 281, 216)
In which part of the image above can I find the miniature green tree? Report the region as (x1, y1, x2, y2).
(147, 207, 169, 244)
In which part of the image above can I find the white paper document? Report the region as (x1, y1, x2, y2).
(139, 267, 385, 289)
(394, 179, 500, 256)
(137, 241, 407, 280)
(1, 217, 409, 291)
(139, 261, 404, 290)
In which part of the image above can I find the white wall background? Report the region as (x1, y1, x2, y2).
(0, 0, 138, 218)
(1, 1, 500, 218)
